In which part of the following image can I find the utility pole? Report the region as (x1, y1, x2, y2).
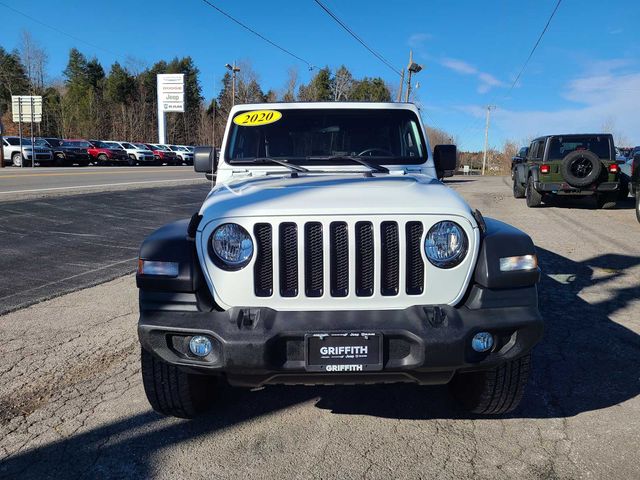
(481, 105, 496, 176)
(404, 51, 423, 103)
(225, 62, 240, 106)
(396, 69, 405, 102)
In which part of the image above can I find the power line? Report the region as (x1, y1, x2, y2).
(0, 1, 119, 56)
(313, 0, 402, 77)
(200, 0, 315, 70)
(507, 0, 563, 95)
(456, 0, 563, 149)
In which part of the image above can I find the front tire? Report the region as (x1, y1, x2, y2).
(127, 155, 137, 166)
(449, 354, 531, 415)
(141, 348, 216, 418)
(12, 152, 22, 167)
(525, 176, 543, 207)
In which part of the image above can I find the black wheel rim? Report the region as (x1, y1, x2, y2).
(570, 157, 593, 178)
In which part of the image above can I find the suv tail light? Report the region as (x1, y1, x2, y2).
(608, 163, 619, 174)
(540, 164, 550, 174)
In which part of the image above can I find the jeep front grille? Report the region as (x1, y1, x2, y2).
(253, 220, 425, 298)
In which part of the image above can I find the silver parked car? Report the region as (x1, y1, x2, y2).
(2, 136, 53, 167)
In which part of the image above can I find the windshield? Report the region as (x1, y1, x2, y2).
(122, 142, 134, 149)
(134, 143, 149, 150)
(226, 108, 427, 165)
(42, 138, 61, 147)
(62, 141, 91, 147)
(152, 144, 169, 151)
(6, 138, 32, 146)
(548, 135, 611, 160)
(102, 142, 120, 149)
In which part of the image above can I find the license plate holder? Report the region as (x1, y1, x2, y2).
(305, 332, 383, 372)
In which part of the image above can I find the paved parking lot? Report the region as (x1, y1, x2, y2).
(0, 176, 638, 479)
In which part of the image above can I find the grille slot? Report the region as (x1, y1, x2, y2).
(330, 222, 349, 297)
(279, 223, 298, 297)
(380, 222, 399, 296)
(355, 221, 374, 297)
(405, 221, 424, 295)
(253, 223, 273, 296)
(304, 222, 323, 297)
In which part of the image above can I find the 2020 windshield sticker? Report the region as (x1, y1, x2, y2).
(233, 110, 282, 127)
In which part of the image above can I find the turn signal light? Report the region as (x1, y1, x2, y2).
(499, 254, 538, 272)
(138, 259, 179, 277)
(540, 164, 550, 174)
(608, 164, 619, 173)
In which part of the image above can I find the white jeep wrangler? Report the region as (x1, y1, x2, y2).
(137, 102, 542, 418)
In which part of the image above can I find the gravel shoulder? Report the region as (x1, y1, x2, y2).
(1, 176, 638, 479)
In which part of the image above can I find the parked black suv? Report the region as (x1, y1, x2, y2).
(36, 138, 91, 166)
(513, 134, 621, 208)
(511, 146, 528, 179)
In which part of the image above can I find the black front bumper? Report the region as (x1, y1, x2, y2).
(138, 286, 543, 387)
(535, 181, 619, 194)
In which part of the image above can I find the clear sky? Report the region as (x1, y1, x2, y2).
(1, 0, 639, 150)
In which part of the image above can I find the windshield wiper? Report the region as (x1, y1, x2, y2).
(250, 157, 309, 173)
(306, 155, 389, 174)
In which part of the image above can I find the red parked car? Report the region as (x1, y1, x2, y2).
(86, 140, 130, 165)
(144, 143, 179, 165)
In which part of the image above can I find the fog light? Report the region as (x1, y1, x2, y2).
(189, 335, 212, 357)
(471, 332, 494, 353)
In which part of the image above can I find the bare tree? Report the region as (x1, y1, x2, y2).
(601, 117, 629, 147)
(332, 65, 353, 101)
(282, 67, 298, 102)
(19, 30, 48, 92)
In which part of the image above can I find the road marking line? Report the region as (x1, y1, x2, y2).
(0, 257, 139, 301)
(0, 168, 186, 179)
(0, 178, 206, 195)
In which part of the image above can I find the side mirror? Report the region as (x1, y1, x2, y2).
(194, 146, 217, 174)
(433, 144, 457, 178)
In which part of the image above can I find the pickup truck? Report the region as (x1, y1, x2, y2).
(135, 102, 543, 418)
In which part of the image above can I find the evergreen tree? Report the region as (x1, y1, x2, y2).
(0, 47, 31, 115)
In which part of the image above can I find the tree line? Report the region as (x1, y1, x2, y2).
(1, 32, 401, 146)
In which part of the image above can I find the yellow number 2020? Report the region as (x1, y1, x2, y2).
(233, 110, 282, 127)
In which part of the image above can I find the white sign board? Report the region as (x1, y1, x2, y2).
(157, 74, 185, 113)
(12, 95, 43, 123)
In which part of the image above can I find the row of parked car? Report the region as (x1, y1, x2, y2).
(510, 133, 639, 223)
(1, 136, 195, 167)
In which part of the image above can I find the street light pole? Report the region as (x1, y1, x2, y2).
(481, 105, 496, 176)
(225, 62, 241, 106)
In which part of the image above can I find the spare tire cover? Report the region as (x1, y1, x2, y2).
(560, 150, 602, 187)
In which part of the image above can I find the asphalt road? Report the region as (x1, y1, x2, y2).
(1, 176, 639, 479)
(0, 182, 210, 314)
(0, 166, 205, 201)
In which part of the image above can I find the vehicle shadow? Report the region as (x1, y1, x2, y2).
(2, 249, 639, 478)
(543, 195, 636, 210)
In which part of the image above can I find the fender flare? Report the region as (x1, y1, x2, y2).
(473, 218, 541, 289)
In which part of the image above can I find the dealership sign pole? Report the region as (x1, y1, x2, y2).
(156, 74, 185, 144)
(12, 95, 43, 168)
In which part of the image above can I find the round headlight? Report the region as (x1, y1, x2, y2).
(211, 223, 253, 269)
(425, 221, 468, 268)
